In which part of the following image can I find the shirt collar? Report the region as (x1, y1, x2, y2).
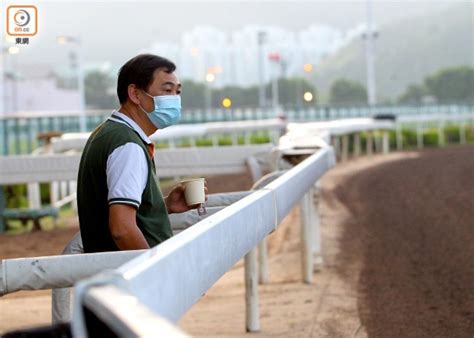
(108, 111, 152, 145)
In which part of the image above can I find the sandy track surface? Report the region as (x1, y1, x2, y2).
(332, 146, 474, 337)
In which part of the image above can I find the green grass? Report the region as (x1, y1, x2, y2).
(155, 133, 272, 148)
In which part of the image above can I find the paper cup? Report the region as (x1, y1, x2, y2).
(181, 178, 205, 206)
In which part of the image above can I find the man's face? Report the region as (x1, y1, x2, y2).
(141, 68, 181, 113)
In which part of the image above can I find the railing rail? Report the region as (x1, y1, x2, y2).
(0, 144, 274, 185)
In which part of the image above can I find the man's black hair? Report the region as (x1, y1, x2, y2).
(117, 54, 176, 104)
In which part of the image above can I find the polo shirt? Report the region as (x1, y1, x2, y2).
(77, 111, 173, 253)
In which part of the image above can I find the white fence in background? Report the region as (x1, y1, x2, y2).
(0, 144, 273, 212)
(41, 118, 284, 210)
(50, 118, 286, 153)
(396, 113, 474, 149)
(281, 118, 395, 162)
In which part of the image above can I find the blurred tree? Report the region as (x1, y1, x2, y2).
(213, 85, 258, 108)
(398, 84, 428, 104)
(180, 78, 316, 109)
(329, 79, 367, 105)
(397, 66, 474, 104)
(265, 78, 317, 108)
(85, 71, 118, 109)
(424, 66, 474, 102)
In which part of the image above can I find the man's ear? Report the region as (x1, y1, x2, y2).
(127, 84, 141, 105)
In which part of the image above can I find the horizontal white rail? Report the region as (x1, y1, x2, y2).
(397, 113, 474, 123)
(289, 118, 394, 136)
(0, 155, 81, 184)
(0, 144, 273, 185)
(71, 147, 335, 336)
(278, 118, 395, 151)
(83, 285, 190, 337)
(50, 119, 285, 153)
(0, 193, 253, 296)
(0, 251, 144, 295)
(153, 144, 272, 177)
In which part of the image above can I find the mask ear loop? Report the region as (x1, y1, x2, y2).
(137, 104, 150, 114)
(137, 89, 153, 114)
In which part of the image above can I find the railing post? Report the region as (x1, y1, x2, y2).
(396, 123, 403, 150)
(246, 155, 268, 286)
(417, 122, 424, 149)
(270, 130, 280, 145)
(374, 131, 382, 153)
(331, 136, 340, 162)
(231, 133, 238, 145)
(14, 118, 21, 154)
(0, 186, 5, 232)
(50, 182, 59, 207)
(258, 239, 269, 284)
(212, 135, 219, 147)
(244, 132, 251, 145)
(26, 119, 33, 154)
(245, 247, 260, 332)
(69, 181, 78, 212)
(312, 184, 323, 271)
(366, 131, 373, 157)
(60, 181, 68, 201)
(2, 119, 9, 155)
(27, 183, 41, 209)
(438, 120, 445, 146)
(300, 191, 313, 284)
(354, 133, 361, 158)
(382, 130, 390, 154)
(341, 134, 349, 162)
(460, 121, 466, 144)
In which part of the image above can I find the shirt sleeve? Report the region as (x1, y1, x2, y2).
(106, 142, 148, 209)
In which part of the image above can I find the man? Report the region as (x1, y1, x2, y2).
(77, 54, 205, 252)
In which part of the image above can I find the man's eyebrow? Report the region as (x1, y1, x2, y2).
(162, 81, 180, 87)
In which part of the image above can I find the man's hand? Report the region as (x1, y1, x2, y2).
(165, 181, 208, 214)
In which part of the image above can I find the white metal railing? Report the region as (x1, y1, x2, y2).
(70, 147, 335, 337)
(0, 146, 335, 336)
(41, 118, 283, 212)
(280, 117, 395, 162)
(0, 143, 273, 194)
(395, 112, 474, 150)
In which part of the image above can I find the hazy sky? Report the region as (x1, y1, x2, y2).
(0, 0, 466, 70)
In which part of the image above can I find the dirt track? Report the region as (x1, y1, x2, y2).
(332, 145, 474, 337)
